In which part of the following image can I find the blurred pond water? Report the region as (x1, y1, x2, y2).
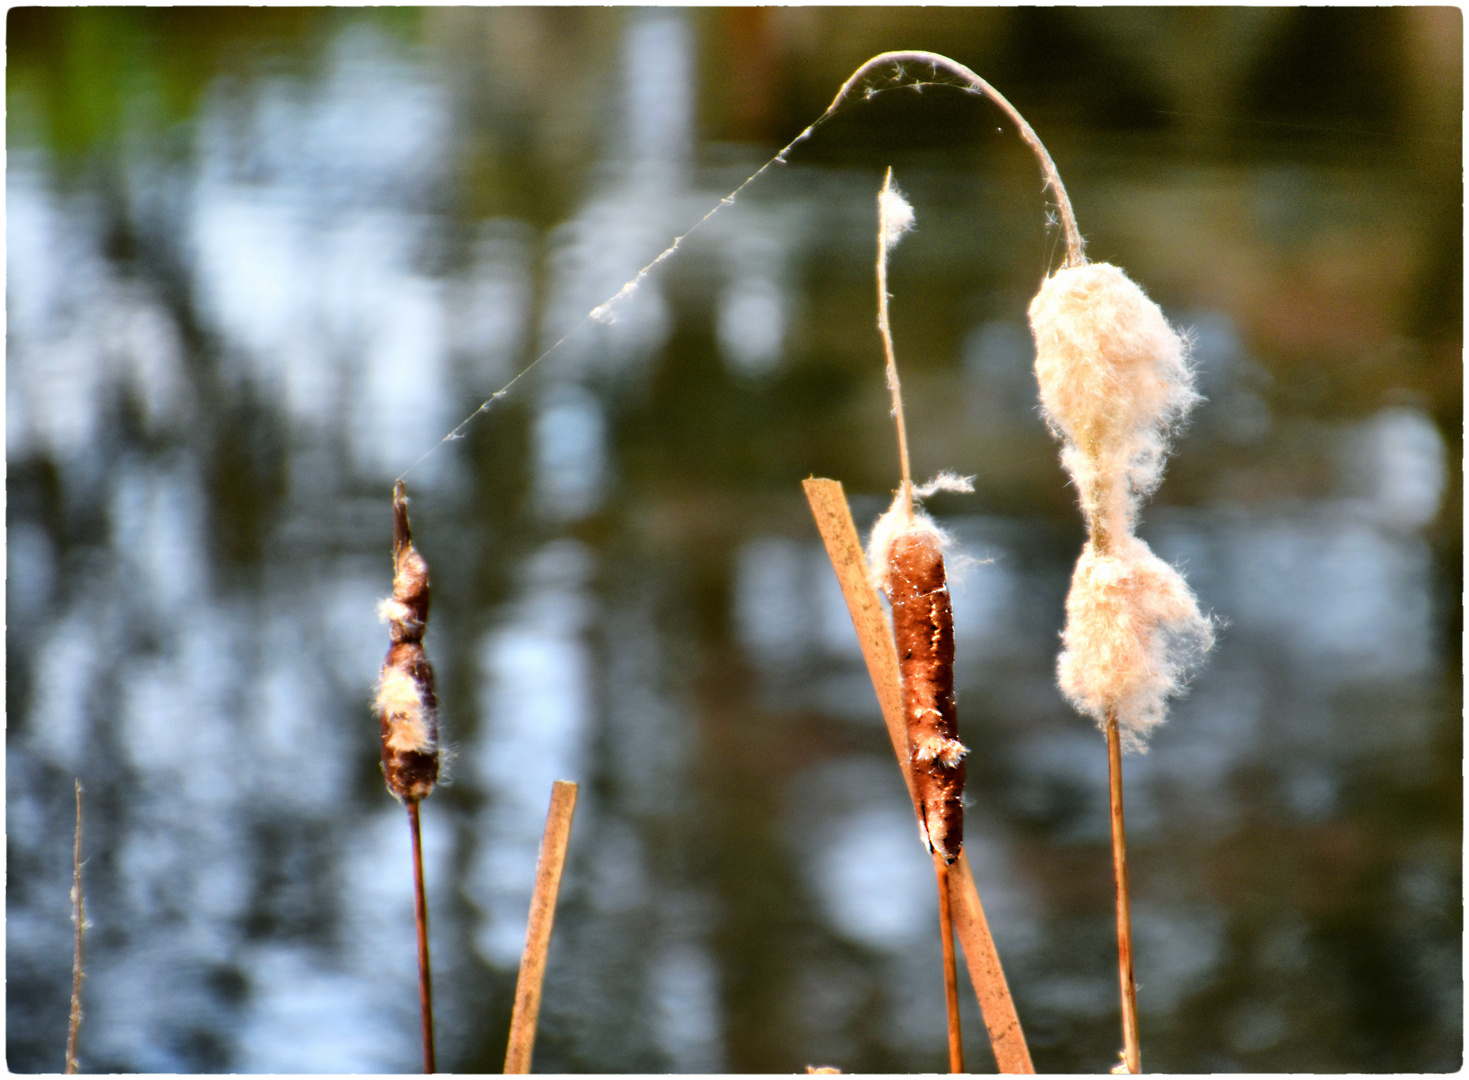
(7, 8, 1461, 1074)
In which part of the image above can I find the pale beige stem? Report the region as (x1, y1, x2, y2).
(877, 166, 914, 520)
(804, 478, 1034, 1074)
(1107, 711, 1140, 1074)
(504, 780, 579, 1074)
(66, 780, 84, 1075)
(936, 856, 965, 1073)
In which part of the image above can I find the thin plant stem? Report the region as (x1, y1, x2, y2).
(504, 780, 580, 1074)
(66, 780, 84, 1075)
(877, 166, 914, 520)
(935, 856, 964, 1073)
(1107, 711, 1140, 1074)
(803, 478, 1033, 1073)
(408, 801, 436, 1074)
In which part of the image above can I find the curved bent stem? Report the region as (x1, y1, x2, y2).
(826, 50, 1086, 269)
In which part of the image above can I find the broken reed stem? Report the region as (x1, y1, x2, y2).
(407, 802, 436, 1074)
(935, 856, 964, 1073)
(66, 780, 84, 1075)
(803, 477, 1034, 1074)
(504, 780, 580, 1075)
(1107, 713, 1140, 1074)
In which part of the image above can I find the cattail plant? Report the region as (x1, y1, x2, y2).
(376, 480, 441, 1073)
(387, 44, 1208, 1074)
(1029, 261, 1213, 1074)
(864, 168, 972, 1073)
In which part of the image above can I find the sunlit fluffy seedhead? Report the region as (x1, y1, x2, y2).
(1031, 263, 1213, 749)
(1031, 263, 1198, 531)
(1056, 536, 1214, 752)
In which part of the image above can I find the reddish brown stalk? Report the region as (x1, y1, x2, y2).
(935, 856, 964, 1073)
(66, 780, 84, 1075)
(1107, 711, 1140, 1074)
(804, 479, 1034, 1073)
(505, 780, 580, 1074)
(408, 801, 436, 1074)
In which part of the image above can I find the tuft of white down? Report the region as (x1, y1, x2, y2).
(879, 177, 915, 251)
(375, 666, 435, 754)
(377, 597, 412, 625)
(914, 731, 968, 768)
(865, 474, 971, 593)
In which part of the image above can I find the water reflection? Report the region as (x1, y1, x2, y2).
(471, 541, 595, 965)
(7, 7, 1459, 1075)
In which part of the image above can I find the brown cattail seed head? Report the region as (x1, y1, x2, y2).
(376, 481, 440, 803)
(886, 522, 966, 862)
(1029, 263, 1213, 751)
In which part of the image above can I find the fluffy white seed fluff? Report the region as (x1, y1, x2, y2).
(912, 471, 975, 499)
(377, 597, 412, 625)
(1029, 262, 1212, 750)
(1058, 535, 1214, 752)
(879, 178, 915, 251)
(375, 666, 434, 753)
(1032, 263, 1198, 525)
(914, 731, 969, 768)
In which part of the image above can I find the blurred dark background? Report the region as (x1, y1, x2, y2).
(7, 7, 1461, 1073)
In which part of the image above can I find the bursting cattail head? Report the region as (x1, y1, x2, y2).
(867, 475, 974, 862)
(1029, 263, 1213, 751)
(1059, 535, 1214, 752)
(376, 481, 440, 803)
(884, 521, 966, 862)
(1031, 263, 1198, 533)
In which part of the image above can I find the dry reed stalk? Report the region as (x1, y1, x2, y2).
(804, 478, 1034, 1074)
(377, 481, 442, 1072)
(504, 780, 580, 1074)
(66, 780, 84, 1075)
